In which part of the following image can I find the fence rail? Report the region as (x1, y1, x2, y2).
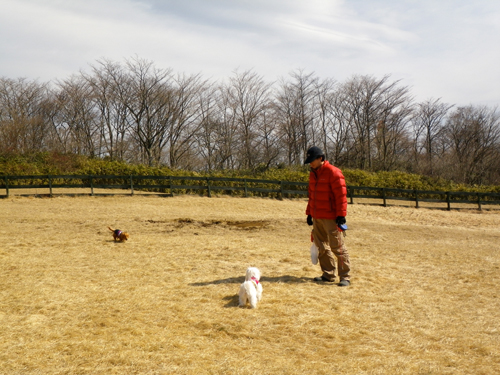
(1, 175, 500, 211)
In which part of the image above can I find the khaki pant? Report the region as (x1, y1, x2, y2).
(312, 218, 351, 282)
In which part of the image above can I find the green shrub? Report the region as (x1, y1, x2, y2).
(1, 153, 499, 195)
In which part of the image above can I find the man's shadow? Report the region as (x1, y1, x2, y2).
(190, 275, 312, 308)
(190, 275, 311, 287)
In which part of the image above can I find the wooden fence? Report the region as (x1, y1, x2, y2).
(1, 175, 500, 210)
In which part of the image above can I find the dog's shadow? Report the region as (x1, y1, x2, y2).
(222, 294, 240, 308)
(191, 275, 312, 308)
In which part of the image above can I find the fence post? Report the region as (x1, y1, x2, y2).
(244, 179, 248, 198)
(382, 188, 387, 207)
(280, 181, 284, 200)
(207, 177, 211, 198)
(349, 186, 353, 204)
(446, 192, 451, 211)
(169, 176, 172, 196)
(4, 176, 8, 197)
(49, 175, 53, 197)
(477, 192, 482, 211)
(414, 189, 419, 208)
(90, 176, 94, 196)
(130, 175, 134, 196)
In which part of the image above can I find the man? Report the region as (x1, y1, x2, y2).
(305, 146, 351, 286)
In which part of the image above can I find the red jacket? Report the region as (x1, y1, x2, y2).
(306, 161, 347, 220)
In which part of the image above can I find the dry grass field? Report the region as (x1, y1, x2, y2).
(1, 195, 499, 374)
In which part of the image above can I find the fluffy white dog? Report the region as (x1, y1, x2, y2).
(238, 267, 263, 309)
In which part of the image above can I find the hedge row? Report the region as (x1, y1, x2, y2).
(1, 152, 499, 194)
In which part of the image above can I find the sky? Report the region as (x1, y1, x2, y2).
(1, 0, 499, 107)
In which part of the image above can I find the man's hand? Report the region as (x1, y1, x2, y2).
(307, 215, 313, 226)
(335, 216, 346, 225)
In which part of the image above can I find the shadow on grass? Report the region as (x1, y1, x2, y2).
(190, 275, 312, 287)
(192, 276, 330, 308)
(222, 294, 240, 308)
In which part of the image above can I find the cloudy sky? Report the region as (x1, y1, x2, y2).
(1, 0, 499, 106)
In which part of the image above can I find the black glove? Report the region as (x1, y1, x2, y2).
(336, 216, 346, 226)
(307, 215, 313, 226)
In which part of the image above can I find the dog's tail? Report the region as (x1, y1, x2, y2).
(108, 226, 114, 232)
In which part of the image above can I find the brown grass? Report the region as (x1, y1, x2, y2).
(1, 195, 499, 374)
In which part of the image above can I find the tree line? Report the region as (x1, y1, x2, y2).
(1, 57, 499, 185)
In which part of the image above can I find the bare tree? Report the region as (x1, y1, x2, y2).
(165, 73, 207, 169)
(0, 77, 52, 154)
(54, 76, 102, 157)
(314, 77, 354, 165)
(373, 84, 414, 171)
(256, 101, 281, 169)
(340, 75, 412, 170)
(194, 83, 218, 171)
(223, 70, 273, 169)
(411, 98, 453, 175)
(108, 57, 173, 166)
(84, 60, 132, 161)
(275, 70, 318, 165)
(444, 105, 500, 184)
(327, 85, 358, 166)
(315, 77, 336, 160)
(212, 84, 240, 169)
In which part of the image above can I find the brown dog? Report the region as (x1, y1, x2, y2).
(108, 227, 130, 242)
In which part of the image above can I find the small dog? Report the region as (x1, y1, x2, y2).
(238, 267, 263, 309)
(108, 227, 130, 242)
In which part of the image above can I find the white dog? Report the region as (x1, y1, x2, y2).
(238, 267, 263, 309)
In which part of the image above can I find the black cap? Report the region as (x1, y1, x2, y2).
(304, 146, 324, 164)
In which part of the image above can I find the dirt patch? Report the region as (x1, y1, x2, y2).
(171, 218, 271, 230)
(143, 218, 272, 232)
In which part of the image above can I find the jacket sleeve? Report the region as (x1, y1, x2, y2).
(331, 168, 347, 217)
(305, 173, 312, 215)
